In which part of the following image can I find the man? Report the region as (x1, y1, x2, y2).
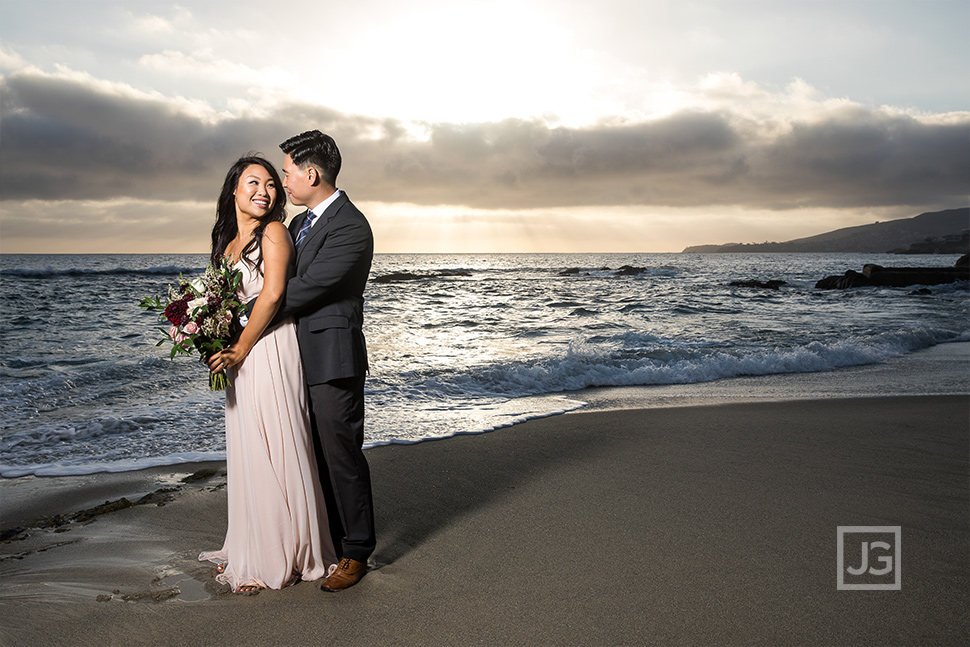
(276, 130, 375, 591)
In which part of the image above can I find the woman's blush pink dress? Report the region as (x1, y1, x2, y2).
(200, 256, 336, 590)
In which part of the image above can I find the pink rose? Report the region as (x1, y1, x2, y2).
(183, 321, 199, 335)
(169, 325, 187, 343)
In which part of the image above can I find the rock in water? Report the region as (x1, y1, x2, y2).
(815, 257, 969, 289)
(729, 280, 787, 290)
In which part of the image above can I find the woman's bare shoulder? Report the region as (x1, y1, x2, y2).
(262, 221, 291, 245)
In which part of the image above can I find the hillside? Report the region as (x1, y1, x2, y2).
(682, 208, 969, 254)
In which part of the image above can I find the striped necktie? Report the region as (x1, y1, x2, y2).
(294, 210, 315, 248)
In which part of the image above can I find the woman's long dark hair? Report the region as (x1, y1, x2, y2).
(210, 155, 286, 273)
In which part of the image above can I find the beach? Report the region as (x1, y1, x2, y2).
(2, 345, 968, 646)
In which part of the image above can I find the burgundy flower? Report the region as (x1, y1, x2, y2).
(164, 299, 189, 326)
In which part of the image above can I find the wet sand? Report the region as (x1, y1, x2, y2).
(2, 393, 967, 646)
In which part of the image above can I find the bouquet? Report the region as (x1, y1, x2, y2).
(140, 257, 243, 390)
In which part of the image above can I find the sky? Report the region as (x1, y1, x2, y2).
(1, 0, 968, 254)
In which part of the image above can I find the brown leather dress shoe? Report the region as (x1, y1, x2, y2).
(320, 558, 367, 592)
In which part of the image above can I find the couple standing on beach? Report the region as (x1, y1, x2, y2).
(197, 131, 375, 594)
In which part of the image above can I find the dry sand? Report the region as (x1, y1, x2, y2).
(2, 394, 967, 646)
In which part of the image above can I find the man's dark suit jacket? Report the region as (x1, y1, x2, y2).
(278, 192, 373, 386)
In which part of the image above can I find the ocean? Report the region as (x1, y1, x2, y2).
(1, 252, 967, 477)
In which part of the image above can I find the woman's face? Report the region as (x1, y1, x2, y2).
(234, 164, 277, 220)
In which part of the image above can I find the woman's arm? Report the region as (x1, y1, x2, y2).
(207, 221, 292, 373)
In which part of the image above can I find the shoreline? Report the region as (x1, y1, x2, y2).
(3, 340, 967, 482)
(1, 393, 967, 645)
(572, 338, 970, 411)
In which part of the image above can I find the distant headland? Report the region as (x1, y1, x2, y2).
(682, 207, 969, 254)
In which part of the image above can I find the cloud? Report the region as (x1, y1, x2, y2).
(139, 49, 297, 89)
(1, 66, 967, 213)
(0, 68, 293, 202)
(0, 45, 30, 73)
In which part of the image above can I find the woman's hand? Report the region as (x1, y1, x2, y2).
(206, 343, 250, 374)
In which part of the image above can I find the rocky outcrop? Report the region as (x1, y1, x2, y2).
(814, 270, 872, 290)
(729, 279, 787, 290)
(371, 272, 425, 283)
(815, 256, 969, 289)
(559, 265, 646, 277)
(371, 270, 472, 283)
(558, 267, 613, 276)
(614, 265, 647, 276)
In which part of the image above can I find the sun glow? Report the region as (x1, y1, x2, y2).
(298, 3, 605, 125)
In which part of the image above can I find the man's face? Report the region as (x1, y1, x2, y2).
(281, 154, 312, 207)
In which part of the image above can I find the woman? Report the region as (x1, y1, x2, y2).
(199, 155, 336, 592)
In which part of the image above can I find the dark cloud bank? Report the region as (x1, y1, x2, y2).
(2, 72, 967, 210)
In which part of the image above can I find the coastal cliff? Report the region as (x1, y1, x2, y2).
(683, 207, 969, 254)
